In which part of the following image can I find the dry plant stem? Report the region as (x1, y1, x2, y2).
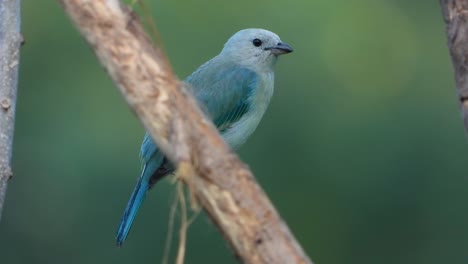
(440, 0, 468, 133)
(59, 1, 312, 263)
(162, 189, 179, 264)
(0, 0, 21, 222)
(175, 182, 188, 264)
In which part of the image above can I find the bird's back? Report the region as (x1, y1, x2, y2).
(186, 56, 275, 149)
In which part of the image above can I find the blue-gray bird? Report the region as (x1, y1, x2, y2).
(116, 28, 293, 246)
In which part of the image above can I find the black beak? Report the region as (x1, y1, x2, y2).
(265, 42, 293, 55)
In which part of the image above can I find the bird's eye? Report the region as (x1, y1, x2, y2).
(252, 38, 262, 47)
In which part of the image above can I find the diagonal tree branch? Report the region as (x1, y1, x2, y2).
(440, 0, 468, 133)
(59, 0, 313, 263)
(0, 0, 22, 222)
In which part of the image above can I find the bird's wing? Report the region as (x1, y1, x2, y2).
(186, 61, 258, 132)
(139, 62, 257, 176)
(140, 133, 156, 164)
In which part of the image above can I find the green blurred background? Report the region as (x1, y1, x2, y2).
(1, 1, 466, 263)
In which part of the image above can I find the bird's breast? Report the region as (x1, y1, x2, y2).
(222, 71, 275, 149)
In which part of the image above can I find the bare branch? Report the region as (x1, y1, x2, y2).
(59, 0, 312, 263)
(0, 0, 21, 221)
(440, 0, 468, 133)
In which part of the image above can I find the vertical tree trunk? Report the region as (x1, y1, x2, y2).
(0, 0, 22, 221)
(440, 0, 468, 133)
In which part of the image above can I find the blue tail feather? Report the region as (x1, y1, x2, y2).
(116, 152, 167, 246)
(116, 166, 150, 246)
(116, 137, 165, 246)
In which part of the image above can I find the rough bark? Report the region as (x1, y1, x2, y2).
(0, 0, 21, 221)
(440, 0, 468, 133)
(59, 0, 312, 263)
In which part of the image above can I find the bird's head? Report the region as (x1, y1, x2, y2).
(220, 28, 293, 71)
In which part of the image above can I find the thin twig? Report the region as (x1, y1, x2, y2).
(162, 188, 179, 264)
(136, 0, 166, 50)
(175, 182, 188, 264)
(0, 0, 22, 222)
